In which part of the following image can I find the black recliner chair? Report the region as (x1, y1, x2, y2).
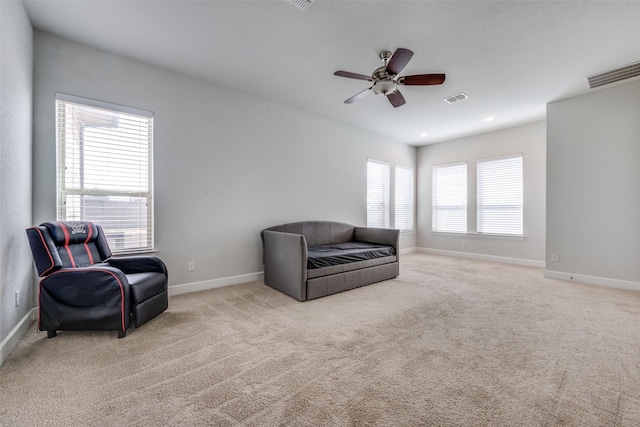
(26, 221, 168, 338)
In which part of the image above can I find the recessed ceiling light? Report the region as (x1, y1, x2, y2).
(420, 132, 428, 137)
(484, 116, 494, 122)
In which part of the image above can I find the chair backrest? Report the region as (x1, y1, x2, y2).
(26, 221, 112, 277)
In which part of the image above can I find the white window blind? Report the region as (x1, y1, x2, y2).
(432, 162, 467, 233)
(395, 165, 414, 231)
(477, 154, 523, 235)
(56, 93, 154, 253)
(367, 160, 390, 228)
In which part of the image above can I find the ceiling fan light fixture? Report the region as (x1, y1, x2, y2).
(373, 80, 398, 95)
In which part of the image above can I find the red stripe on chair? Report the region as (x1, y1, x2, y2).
(37, 282, 42, 332)
(84, 225, 94, 265)
(30, 227, 56, 277)
(57, 222, 76, 268)
(97, 269, 128, 332)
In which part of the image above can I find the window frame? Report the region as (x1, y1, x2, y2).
(432, 161, 468, 233)
(366, 159, 391, 229)
(55, 93, 155, 254)
(476, 153, 524, 236)
(394, 164, 415, 232)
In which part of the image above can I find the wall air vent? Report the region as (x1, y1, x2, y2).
(587, 61, 640, 89)
(443, 92, 469, 104)
(287, 0, 314, 11)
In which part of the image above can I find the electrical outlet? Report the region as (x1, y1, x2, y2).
(551, 253, 559, 262)
(15, 290, 20, 307)
(188, 261, 196, 271)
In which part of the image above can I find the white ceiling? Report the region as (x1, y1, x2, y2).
(22, 0, 640, 146)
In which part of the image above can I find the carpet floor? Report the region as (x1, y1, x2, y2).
(2, 253, 640, 426)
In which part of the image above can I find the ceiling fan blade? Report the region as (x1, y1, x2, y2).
(387, 90, 406, 108)
(344, 87, 373, 104)
(386, 48, 414, 75)
(334, 71, 373, 81)
(399, 74, 446, 86)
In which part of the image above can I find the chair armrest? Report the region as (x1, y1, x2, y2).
(108, 256, 168, 276)
(354, 227, 400, 253)
(40, 266, 132, 332)
(41, 267, 131, 305)
(262, 230, 308, 301)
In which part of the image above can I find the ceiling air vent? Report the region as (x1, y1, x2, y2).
(287, 0, 314, 11)
(443, 92, 469, 104)
(587, 61, 640, 89)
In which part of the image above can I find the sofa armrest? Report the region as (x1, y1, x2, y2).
(262, 230, 308, 301)
(354, 227, 400, 253)
(108, 256, 168, 276)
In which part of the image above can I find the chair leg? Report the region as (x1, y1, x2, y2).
(117, 330, 126, 338)
(47, 330, 57, 338)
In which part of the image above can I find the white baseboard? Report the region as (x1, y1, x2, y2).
(544, 270, 640, 292)
(1, 307, 37, 366)
(417, 247, 545, 268)
(168, 271, 264, 296)
(399, 247, 418, 255)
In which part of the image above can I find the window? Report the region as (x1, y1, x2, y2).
(395, 165, 414, 231)
(56, 93, 154, 253)
(477, 154, 523, 235)
(432, 162, 467, 233)
(367, 160, 390, 228)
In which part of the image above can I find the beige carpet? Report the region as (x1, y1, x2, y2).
(2, 253, 640, 426)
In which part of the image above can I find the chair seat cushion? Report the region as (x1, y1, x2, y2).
(126, 272, 167, 304)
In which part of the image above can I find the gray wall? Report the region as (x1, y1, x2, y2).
(416, 121, 546, 265)
(32, 32, 416, 289)
(546, 80, 640, 286)
(0, 0, 34, 363)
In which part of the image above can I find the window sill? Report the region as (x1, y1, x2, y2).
(111, 248, 158, 256)
(431, 231, 525, 241)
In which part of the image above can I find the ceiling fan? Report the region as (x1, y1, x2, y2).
(334, 48, 445, 108)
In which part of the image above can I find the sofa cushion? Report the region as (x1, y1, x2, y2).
(307, 241, 396, 269)
(263, 221, 355, 247)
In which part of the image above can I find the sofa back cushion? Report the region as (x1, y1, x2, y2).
(263, 221, 355, 247)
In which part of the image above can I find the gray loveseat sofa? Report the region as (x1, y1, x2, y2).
(261, 221, 399, 301)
